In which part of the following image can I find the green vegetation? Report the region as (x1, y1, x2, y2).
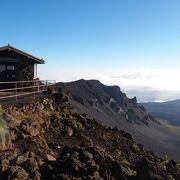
(0, 116, 9, 145)
(121, 159, 131, 166)
(132, 144, 142, 154)
(0, 104, 4, 114)
(16, 111, 29, 122)
(15, 111, 44, 124)
(176, 163, 180, 170)
(0, 119, 6, 135)
(75, 121, 85, 131)
(160, 155, 169, 170)
(100, 131, 109, 140)
(39, 128, 45, 136)
(51, 111, 62, 120)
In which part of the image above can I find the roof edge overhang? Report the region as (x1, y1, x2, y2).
(0, 45, 45, 64)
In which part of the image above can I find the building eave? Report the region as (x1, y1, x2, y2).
(0, 45, 45, 64)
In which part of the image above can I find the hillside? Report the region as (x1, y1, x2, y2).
(141, 100, 180, 126)
(0, 89, 179, 179)
(58, 79, 180, 160)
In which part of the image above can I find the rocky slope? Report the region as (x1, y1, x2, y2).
(57, 79, 180, 160)
(0, 89, 179, 180)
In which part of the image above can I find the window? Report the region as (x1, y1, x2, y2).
(7, 65, 16, 70)
(12, 74, 16, 78)
(0, 65, 6, 72)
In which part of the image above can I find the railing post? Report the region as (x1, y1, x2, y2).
(33, 80, 35, 99)
(38, 80, 40, 92)
(15, 82, 17, 103)
(22, 82, 23, 92)
(46, 80, 48, 96)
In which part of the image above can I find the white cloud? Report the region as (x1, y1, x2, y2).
(38, 67, 180, 102)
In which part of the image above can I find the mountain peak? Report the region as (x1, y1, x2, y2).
(57, 79, 153, 125)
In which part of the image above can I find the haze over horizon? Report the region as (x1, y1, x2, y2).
(1, 0, 180, 102)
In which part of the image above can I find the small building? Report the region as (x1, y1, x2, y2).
(0, 44, 45, 82)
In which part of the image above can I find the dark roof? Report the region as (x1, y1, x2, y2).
(0, 45, 45, 64)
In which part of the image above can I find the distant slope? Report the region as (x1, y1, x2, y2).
(57, 79, 180, 160)
(141, 99, 180, 126)
(158, 119, 180, 134)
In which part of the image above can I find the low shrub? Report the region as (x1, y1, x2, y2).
(0, 105, 4, 114)
(100, 132, 109, 140)
(121, 159, 131, 166)
(75, 121, 85, 131)
(51, 111, 62, 120)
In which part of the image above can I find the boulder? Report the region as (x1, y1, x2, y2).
(19, 119, 40, 137)
(47, 154, 56, 161)
(66, 126, 73, 137)
(8, 166, 29, 180)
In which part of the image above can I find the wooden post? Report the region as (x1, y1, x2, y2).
(46, 80, 48, 96)
(37, 80, 39, 92)
(15, 82, 17, 103)
(33, 80, 35, 99)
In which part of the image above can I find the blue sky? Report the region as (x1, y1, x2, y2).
(0, 0, 180, 101)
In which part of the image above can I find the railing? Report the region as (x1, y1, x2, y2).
(0, 79, 56, 102)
